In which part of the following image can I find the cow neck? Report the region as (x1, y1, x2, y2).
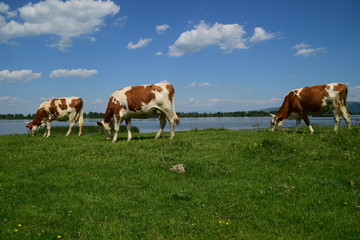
(103, 107, 113, 124)
(32, 108, 45, 126)
(276, 94, 292, 119)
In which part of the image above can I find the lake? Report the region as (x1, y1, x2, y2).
(1, 116, 359, 135)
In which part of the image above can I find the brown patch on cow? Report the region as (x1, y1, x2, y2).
(103, 96, 122, 123)
(26, 108, 50, 128)
(59, 98, 68, 110)
(297, 85, 329, 112)
(166, 83, 175, 102)
(333, 83, 348, 105)
(49, 99, 60, 116)
(125, 85, 163, 111)
(69, 98, 83, 112)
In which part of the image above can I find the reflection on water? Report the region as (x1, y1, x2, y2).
(0, 116, 358, 135)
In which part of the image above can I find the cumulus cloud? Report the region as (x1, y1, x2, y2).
(168, 21, 247, 57)
(249, 27, 276, 43)
(49, 69, 98, 78)
(156, 24, 169, 34)
(0, 2, 10, 13)
(0, 69, 42, 84)
(293, 42, 325, 57)
(127, 38, 152, 49)
(168, 21, 276, 57)
(0, 0, 120, 51)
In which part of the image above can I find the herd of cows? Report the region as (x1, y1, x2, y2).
(25, 82, 351, 141)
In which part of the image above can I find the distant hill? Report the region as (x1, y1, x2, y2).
(259, 102, 360, 114)
(348, 102, 360, 113)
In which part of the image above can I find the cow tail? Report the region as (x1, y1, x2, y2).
(78, 108, 85, 132)
(172, 94, 180, 126)
(344, 85, 348, 108)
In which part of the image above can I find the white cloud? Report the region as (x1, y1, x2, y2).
(156, 24, 169, 34)
(156, 51, 163, 56)
(185, 81, 217, 88)
(168, 21, 276, 57)
(293, 42, 311, 49)
(199, 82, 216, 87)
(127, 38, 152, 49)
(0, 69, 42, 84)
(168, 21, 248, 57)
(0, 0, 120, 51)
(249, 27, 276, 43)
(293, 42, 326, 57)
(293, 47, 325, 57)
(0, 2, 10, 13)
(49, 69, 98, 78)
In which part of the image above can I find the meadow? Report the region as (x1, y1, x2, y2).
(1, 125, 359, 239)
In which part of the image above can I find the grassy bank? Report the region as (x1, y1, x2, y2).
(1, 126, 359, 239)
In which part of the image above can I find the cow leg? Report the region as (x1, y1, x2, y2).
(155, 113, 166, 139)
(302, 115, 314, 134)
(125, 119, 132, 141)
(163, 111, 176, 139)
(340, 106, 351, 130)
(66, 120, 76, 136)
(332, 110, 341, 132)
(44, 122, 51, 138)
(169, 117, 176, 139)
(112, 118, 121, 143)
(294, 119, 302, 133)
(77, 110, 84, 136)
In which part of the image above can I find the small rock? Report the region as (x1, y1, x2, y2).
(170, 164, 186, 173)
(348, 180, 355, 186)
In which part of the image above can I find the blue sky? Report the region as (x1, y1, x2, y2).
(1, 0, 360, 114)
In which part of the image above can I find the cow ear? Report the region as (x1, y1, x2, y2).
(96, 122, 103, 126)
(26, 124, 31, 129)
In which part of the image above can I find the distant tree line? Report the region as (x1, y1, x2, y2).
(0, 111, 275, 120)
(1, 109, 359, 120)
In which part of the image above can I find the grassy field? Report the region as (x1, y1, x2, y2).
(1, 125, 359, 239)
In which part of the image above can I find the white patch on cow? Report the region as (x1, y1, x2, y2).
(323, 83, 338, 108)
(293, 87, 303, 98)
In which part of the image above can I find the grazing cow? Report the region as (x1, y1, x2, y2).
(97, 83, 180, 142)
(26, 97, 84, 137)
(269, 83, 351, 133)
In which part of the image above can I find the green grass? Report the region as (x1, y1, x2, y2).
(1, 125, 359, 239)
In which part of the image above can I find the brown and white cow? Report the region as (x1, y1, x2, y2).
(97, 83, 180, 142)
(269, 83, 351, 133)
(26, 97, 84, 137)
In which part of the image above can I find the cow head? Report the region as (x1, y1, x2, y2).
(269, 113, 285, 131)
(25, 121, 44, 136)
(97, 121, 113, 140)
